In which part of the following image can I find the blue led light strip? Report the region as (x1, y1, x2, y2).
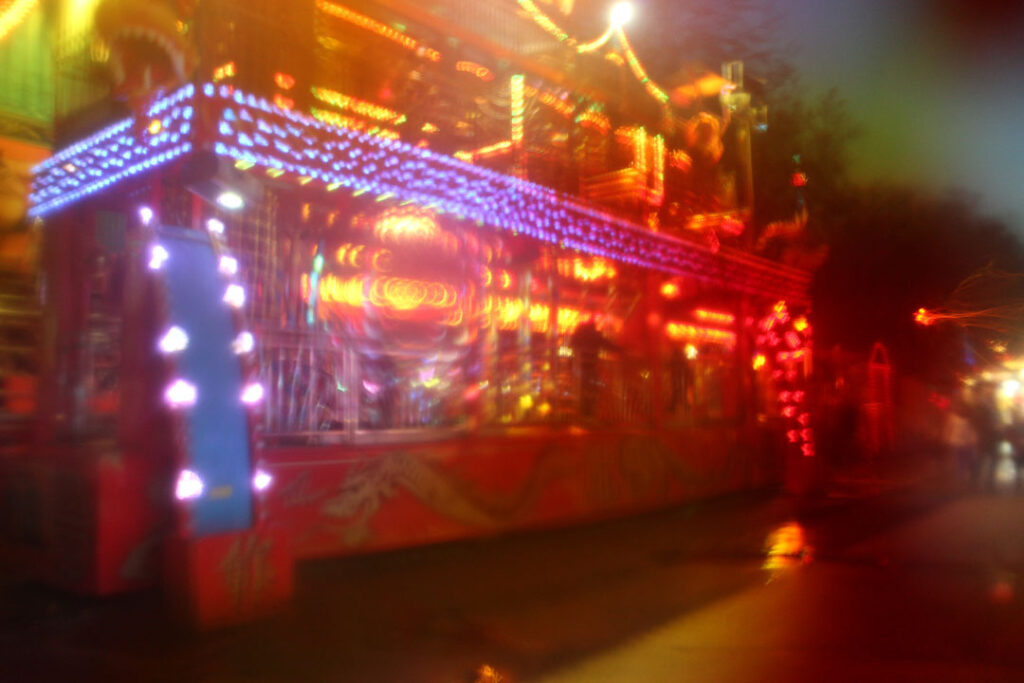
(206, 85, 809, 302)
(29, 82, 809, 302)
(30, 84, 197, 217)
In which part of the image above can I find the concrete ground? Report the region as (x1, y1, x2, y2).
(3, 453, 1024, 682)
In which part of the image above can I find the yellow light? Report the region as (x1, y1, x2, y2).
(753, 354, 766, 370)
(311, 87, 406, 125)
(694, 309, 735, 326)
(510, 74, 525, 173)
(685, 343, 698, 360)
(455, 61, 494, 81)
(316, 0, 441, 61)
(660, 282, 679, 298)
(147, 119, 162, 135)
(793, 316, 809, 332)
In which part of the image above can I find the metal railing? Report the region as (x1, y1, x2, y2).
(253, 325, 656, 443)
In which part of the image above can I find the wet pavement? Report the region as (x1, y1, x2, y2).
(4, 460, 1024, 682)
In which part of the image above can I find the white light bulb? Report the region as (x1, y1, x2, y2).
(219, 255, 239, 276)
(158, 326, 189, 354)
(241, 382, 264, 405)
(164, 379, 197, 408)
(206, 217, 225, 235)
(217, 190, 245, 210)
(253, 469, 273, 492)
(148, 244, 169, 271)
(610, 2, 633, 26)
(232, 331, 255, 354)
(223, 284, 245, 308)
(175, 469, 204, 501)
(138, 205, 154, 225)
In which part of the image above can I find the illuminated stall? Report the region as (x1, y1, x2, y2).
(22, 0, 812, 625)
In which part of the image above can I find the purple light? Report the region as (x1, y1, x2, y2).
(30, 83, 810, 304)
(164, 378, 197, 408)
(253, 469, 273, 492)
(175, 469, 204, 501)
(30, 84, 195, 218)
(241, 382, 264, 405)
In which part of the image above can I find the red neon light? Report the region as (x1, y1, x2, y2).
(274, 72, 296, 90)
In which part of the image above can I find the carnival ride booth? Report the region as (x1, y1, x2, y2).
(25, 83, 811, 625)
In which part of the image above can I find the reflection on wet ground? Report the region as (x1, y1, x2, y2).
(763, 521, 813, 577)
(7, 476, 1024, 681)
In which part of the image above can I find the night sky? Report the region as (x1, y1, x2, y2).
(778, 0, 1024, 233)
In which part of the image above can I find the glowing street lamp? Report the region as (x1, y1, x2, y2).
(610, 2, 633, 26)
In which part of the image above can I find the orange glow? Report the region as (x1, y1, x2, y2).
(665, 322, 736, 347)
(311, 86, 407, 125)
(558, 256, 617, 282)
(764, 522, 810, 570)
(914, 307, 933, 325)
(311, 107, 401, 139)
(213, 61, 236, 82)
(471, 140, 513, 160)
(369, 277, 457, 312)
(273, 93, 295, 110)
(455, 61, 494, 81)
(0, 0, 37, 43)
(373, 208, 441, 244)
(274, 72, 296, 90)
(515, 0, 569, 42)
(615, 26, 670, 104)
(576, 107, 611, 135)
(793, 316, 809, 332)
(524, 85, 575, 118)
(694, 309, 735, 326)
(316, 0, 441, 61)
